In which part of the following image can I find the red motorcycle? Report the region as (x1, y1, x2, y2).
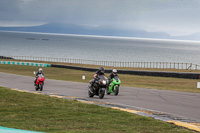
(35, 74, 45, 91)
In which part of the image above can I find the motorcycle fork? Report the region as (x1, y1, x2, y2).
(114, 85, 117, 90)
(109, 83, 115, 93)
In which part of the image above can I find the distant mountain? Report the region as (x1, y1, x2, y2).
(172, 32, 200, 41)
(0, 23, 199, 41)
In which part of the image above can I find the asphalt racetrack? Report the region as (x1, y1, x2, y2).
(0, 72, 200, 123)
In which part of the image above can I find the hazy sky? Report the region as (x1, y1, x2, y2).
(0, 0, 200, 36)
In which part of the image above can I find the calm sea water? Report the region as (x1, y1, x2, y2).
(1, 31, 200, 65)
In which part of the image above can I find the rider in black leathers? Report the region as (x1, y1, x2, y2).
(90, 67, 105, 89)
(108, 69, 118, 84)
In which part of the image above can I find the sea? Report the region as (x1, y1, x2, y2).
(1, 31, 200, 65)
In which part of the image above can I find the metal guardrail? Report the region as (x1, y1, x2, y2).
(52, 64, 200, 79)
(1, 56, 200, 70)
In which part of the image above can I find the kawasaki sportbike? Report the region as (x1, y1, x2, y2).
(88, 75, 108, 99)
(107, 75, 121, 95)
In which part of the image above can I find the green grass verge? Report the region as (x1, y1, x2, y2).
(0, 64, 200, 93)
(0, 86, 194, 133)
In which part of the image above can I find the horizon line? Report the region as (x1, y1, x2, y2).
(1, 30, 200, 43)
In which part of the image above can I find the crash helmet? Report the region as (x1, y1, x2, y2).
(99, 67, 105, 74)
(39, 68, 43, 73)
(112, 69, 117, 75)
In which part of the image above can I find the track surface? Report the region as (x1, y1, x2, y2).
(0, 72, 200, 122)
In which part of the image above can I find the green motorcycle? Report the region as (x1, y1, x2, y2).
(106, 75, 121, 95)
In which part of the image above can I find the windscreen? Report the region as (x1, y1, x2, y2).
(39, 74, 44, 78)
(114, 75, 119, 81)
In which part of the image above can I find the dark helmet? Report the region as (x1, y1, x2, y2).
(99, 67, 105, 74)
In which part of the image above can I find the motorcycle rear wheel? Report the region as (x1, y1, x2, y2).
(88, 86, 94, 97)
(106, 88, 110, 95)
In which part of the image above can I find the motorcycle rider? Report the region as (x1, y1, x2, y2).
(90, 67, 105, 89)
(34, 68, 44, 86)
(108, 69, 118, 84)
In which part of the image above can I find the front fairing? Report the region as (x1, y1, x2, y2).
(36, 74, 45, 85)
(97, 75, 108, 86)
(93, 75, 108, 91)
(108, 77, 121, 93)
(111, 78, 121, 85)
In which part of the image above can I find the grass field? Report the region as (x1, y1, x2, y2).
(0, 64, 200, 93)
(0, 86, 195, 133)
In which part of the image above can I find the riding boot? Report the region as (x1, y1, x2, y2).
(34, 78, 37, 86)
(90, 82, 94, 91)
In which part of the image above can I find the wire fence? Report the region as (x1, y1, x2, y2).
(1, 56, 200, 70)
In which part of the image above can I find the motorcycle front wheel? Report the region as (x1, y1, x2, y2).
(39, 84, 43, 91)
(114, 86, 119, 95)
(99, 89, 105, 99)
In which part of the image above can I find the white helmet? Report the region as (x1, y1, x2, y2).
(39, 68, 43, 73)
(112, 69, 117, 74)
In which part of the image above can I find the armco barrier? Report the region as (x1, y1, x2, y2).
(51, 64, 200, 79)
(0, 56, 14, 59)
(0, 61, 50, 67)
(3, 55, 200, 70)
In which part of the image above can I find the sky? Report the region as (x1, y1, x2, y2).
(0, 0, 200, 36)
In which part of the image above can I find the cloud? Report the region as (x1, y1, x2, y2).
(138, 1, 200, 36)
(0, 0, 200, 36)
(0, 0, 171, 23)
